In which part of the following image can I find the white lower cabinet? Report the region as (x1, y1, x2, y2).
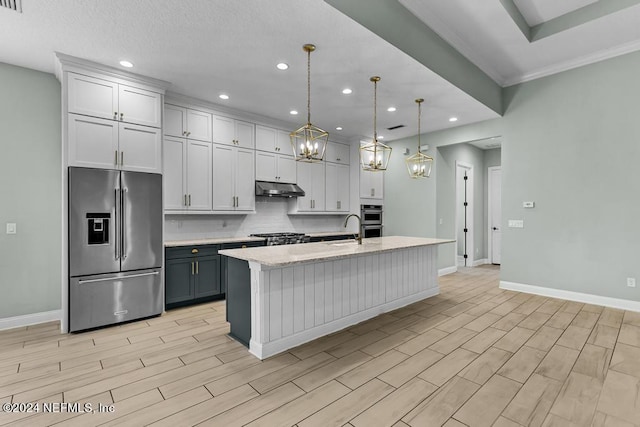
(326, 163, 350, 212)
(163, 137, 212, 211)
(255, 152, 296, 184)
(212, 144, 255, 212)
(69, 114, 161, 173)
(294, 162, 325, 212)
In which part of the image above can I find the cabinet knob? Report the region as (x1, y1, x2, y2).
(241, 245, 247, 249)
(114, 112, 118, 119)
(191, 248, 199, 254)
(120, 113, 124, 120)
(336, 158, 341, 161)
(187, 131, 191, 136)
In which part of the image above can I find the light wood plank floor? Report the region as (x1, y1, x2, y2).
(1, 265, 639, 426)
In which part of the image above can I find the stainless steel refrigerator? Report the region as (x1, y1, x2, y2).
(68, 167, 163, 332)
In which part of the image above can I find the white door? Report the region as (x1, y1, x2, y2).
(119, 123, 162, 173)
(68, 114, 119, 169)
(255, 151, 277, 181)
(255, 125, 277, 153)
(278, 155, 297, 184)
(212, 144, 235, 210)
(325, 163, 338, 212)
(187, 141, 213, 211)
(310, 161, 325, 211)
(296, 162, 313, 212)
(67, 73, 118, 120)
(212, 115, 236, 146)
(164, 105, 186, 137)
(489, 167, 502, 264)
(118, 85, 162, 128)
(337, 164, 350, 212)
(235, 120, 255, 149)
(235, 148, 255, 211)
(186, 109, 212, 142)
(163, 137, 186, 210)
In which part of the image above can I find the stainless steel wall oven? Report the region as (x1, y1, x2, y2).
(361, 204, 383, 238)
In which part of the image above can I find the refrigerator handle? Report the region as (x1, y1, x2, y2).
(114, 188, 120, 260)
(122, 188, 128, 260)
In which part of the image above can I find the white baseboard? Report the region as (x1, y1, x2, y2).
(500, 281, 640, 313)
(473, 258, 489, 267)
(0, 310, 62, 331)
(439, 266, 458, 276)
(250, 287, 440, 360)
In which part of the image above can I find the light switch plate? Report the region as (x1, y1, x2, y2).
(6, 223, 16, 234)
(508, 220, 524, 228)
(523, 201, 535, 208)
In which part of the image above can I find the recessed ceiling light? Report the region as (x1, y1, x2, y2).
(219, 94, 229, 100)
(387, 107, 396, 112)
(449, 117, 458, 122)
(336, 127, 343, 131)
(378, 136, 385, 140)
(276, 63, 289, 70)
(342, 88, 352, 95)
(119, 60, 133, 68)
(290, 110, 298, 115)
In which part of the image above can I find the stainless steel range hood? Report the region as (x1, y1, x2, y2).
(255, 181, 305, 197)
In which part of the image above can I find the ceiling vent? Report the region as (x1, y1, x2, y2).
(387, 124, 405, 131)
(1, 0, 22, 12)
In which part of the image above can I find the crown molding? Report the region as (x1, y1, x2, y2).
(503, 38, 640, 86)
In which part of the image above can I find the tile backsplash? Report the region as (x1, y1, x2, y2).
(164, 197, 347, 241)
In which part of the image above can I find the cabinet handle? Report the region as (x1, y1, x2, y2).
(241, 245, 247, 249)
(337, 158, 341, 161)
(371, 188, 374, 197)
(115, 150, 119, 166)
(121, 151, 124, 166)
(120, 113, 124, 120)
(188, 194, 191, 206)
(191, 261, 194, 275)
(196, 261, 199, 275)
(184, 194, 187, 206)
(114, 112, 118, 119)
(236, 196, 239, 207)
(187, 131, 191, 136)
(183, 131, 187, 136)
(192, 248, 199, 254)
(337, 201, 341, 210)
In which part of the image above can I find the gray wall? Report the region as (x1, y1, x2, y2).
(500, 51, 640, 300)
(386, 50, 640, 302)
(0, 63, 61, 318)
(383, 137, 438, 242)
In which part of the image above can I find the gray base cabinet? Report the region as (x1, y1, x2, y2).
(165, 245, 221, 309)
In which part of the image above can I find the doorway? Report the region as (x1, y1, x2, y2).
(488, 167, 502, 264)
(455, 161, 474, 267)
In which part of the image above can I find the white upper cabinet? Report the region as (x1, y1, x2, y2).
(326, 163, 350, 212)
(185, 140, 213, 210)
(360, 168, 384, 200)
(255, 125, 292, 155)
(255, 151, 297, 184)
(325, 141, 350, 165)
(212, 144, 255, 212)
(118, 123, 162, 173)
(164, 105, 212, 142)
(68, 114, 161, 173)
(67, 72, 161, 128)
(163, 137, 187, 211)
(295, 161, 325, 212)
(213, 115, 255, 149)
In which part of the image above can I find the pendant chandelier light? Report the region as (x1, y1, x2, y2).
(290, 44, 328, 162)
(360, 76, 392, 172)
(405, 98, 433, 178)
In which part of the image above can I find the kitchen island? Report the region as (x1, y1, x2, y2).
(219, 236, 454, 359)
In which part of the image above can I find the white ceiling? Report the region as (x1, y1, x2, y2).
(0, 0, 499, 142)
(3, 1, 640, 142)
(513, 0, 599, 26)
(399, 0, 640, 86)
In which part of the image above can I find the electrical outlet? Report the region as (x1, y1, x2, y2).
(508, 220, 524, 228)
(523, 201, 535, 208)
(6, 223, 16, 234)
(439, 218, 443, 225)
(628, 278, 636, 288)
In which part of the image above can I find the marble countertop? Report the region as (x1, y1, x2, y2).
(219, 236, 455, 267)
(164, 231, 356, 247)
(164, 236, 267, 247)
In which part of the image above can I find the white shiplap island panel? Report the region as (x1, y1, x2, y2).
(220, 236, 454, 359)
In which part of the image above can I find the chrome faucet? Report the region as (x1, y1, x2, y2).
(343, 214, 362, 244)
